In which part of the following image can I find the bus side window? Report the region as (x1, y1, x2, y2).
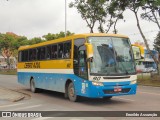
(64, 41, 71, 59)
(21, 50, 28, 62)
(51, 45, 58, 59)
(37, 48, 41, 60)
(46, 45, 51, 59)
(29, 49, 36, 61)
(58, 43, 64, 59)
(40, 47, 46, 60)
(37, 47, 46, 60)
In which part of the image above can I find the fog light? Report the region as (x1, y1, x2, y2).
(130, 80, 137, 84)
(92, 82, 103, 86)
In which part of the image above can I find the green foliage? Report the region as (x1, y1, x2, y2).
(0, 31, 74, 60)
(141, 0, 160, 29)
(70, 0, 126, 33)
(109, 0, 146, 12)
(43, 31, 74, 41)
(154, 31, 160, 52)
(69, 0, 107, 33)
(28, 37, 44, 45)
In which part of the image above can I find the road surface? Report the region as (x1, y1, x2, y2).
(0, 75, 160, 119)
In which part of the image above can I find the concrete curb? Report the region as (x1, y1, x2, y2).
(0, 87, 25, 102)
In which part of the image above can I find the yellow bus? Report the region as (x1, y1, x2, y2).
(132, 44, 158, 72)
(18, 33, 137, 102)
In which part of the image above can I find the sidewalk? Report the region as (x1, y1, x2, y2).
(0, 87, 25, 103)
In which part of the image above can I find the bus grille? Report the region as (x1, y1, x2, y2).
(103, 88, 131, 94)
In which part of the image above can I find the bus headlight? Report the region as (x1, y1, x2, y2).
(130, 80, 137, 84)
(92, 82, 104, 86)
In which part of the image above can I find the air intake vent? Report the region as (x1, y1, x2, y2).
(103, 76, 130, 79)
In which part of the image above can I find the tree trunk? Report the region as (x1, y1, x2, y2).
(152, 10, 160, 30)
(134, 11, 159, 75)
(6, 57, 10, 70)
(113, 18, 118, 34)
(90, 27, 94, 33)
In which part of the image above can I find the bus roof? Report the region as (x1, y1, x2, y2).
(18, 33, 129, 51)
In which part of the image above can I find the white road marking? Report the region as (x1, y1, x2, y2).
(0, 103, 24, 108)
(9, 104, 42, 111)
(138, 91, 160, 96)
(115, 97, 135, 102)
(31, 117, 53, 120)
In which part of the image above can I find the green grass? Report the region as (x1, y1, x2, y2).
(0, 69, 17, 75)
(138, 74, 160, 87)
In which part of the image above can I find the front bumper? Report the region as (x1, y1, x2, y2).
(77, 81, 137, 98)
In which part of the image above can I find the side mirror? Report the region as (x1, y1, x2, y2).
(85, 43, 93, 59)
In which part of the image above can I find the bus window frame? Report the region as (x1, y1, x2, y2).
(73, 38, 88, 80)
(18, 40, 72, 63)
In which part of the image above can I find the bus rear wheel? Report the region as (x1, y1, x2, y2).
(68, 82, 78, 102)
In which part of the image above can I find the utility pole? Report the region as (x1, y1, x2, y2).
(65, 0, 67, 37)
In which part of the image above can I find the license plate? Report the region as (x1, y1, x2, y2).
(114, 87, 122, 92)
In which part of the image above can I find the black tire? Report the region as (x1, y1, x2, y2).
(30, 79, 38, 93)
(68, 82, 79, 102)
(103, 96, 112, 100)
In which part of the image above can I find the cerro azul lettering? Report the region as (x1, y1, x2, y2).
(24, 62, 40, 68)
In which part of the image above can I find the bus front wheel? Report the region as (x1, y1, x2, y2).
(68, 82, 78, 102)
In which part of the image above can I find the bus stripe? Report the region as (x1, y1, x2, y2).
(17, 69, 73, 74)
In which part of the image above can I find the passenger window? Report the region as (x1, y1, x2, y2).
(37, 47, 46, 60)
(46, 46, 51, 59)
(58, 43, 64, 59)
(22, 50, 28, 62)
(40, 47, 46, 60)
(64, 42, 71, 59)
(37, 48, 41, 60)
(29, 49, 36, 61)
(51, 45, 58, 59)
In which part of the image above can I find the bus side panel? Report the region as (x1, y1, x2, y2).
(18, 72, 137, 98)
(18, 72, 31, 87)
(18, 71, 77, 93)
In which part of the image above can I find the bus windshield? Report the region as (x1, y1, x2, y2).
(88, 36, 136, 76)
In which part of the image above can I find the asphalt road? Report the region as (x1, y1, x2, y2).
(0, 74, 160, 120)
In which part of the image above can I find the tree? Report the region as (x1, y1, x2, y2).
(141, 0, 160, 30)
(107, 1, 124, 33)
(154, 31, 160, 52)
(69, 0, 124, 33)
(69, 0, 107, 33)
(28, 37, 44, 45)
(43, 31, 74, 41)
(0, 32, 29, 69)
(110, 0, 159, 74)
(0, 33, 16, 69)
